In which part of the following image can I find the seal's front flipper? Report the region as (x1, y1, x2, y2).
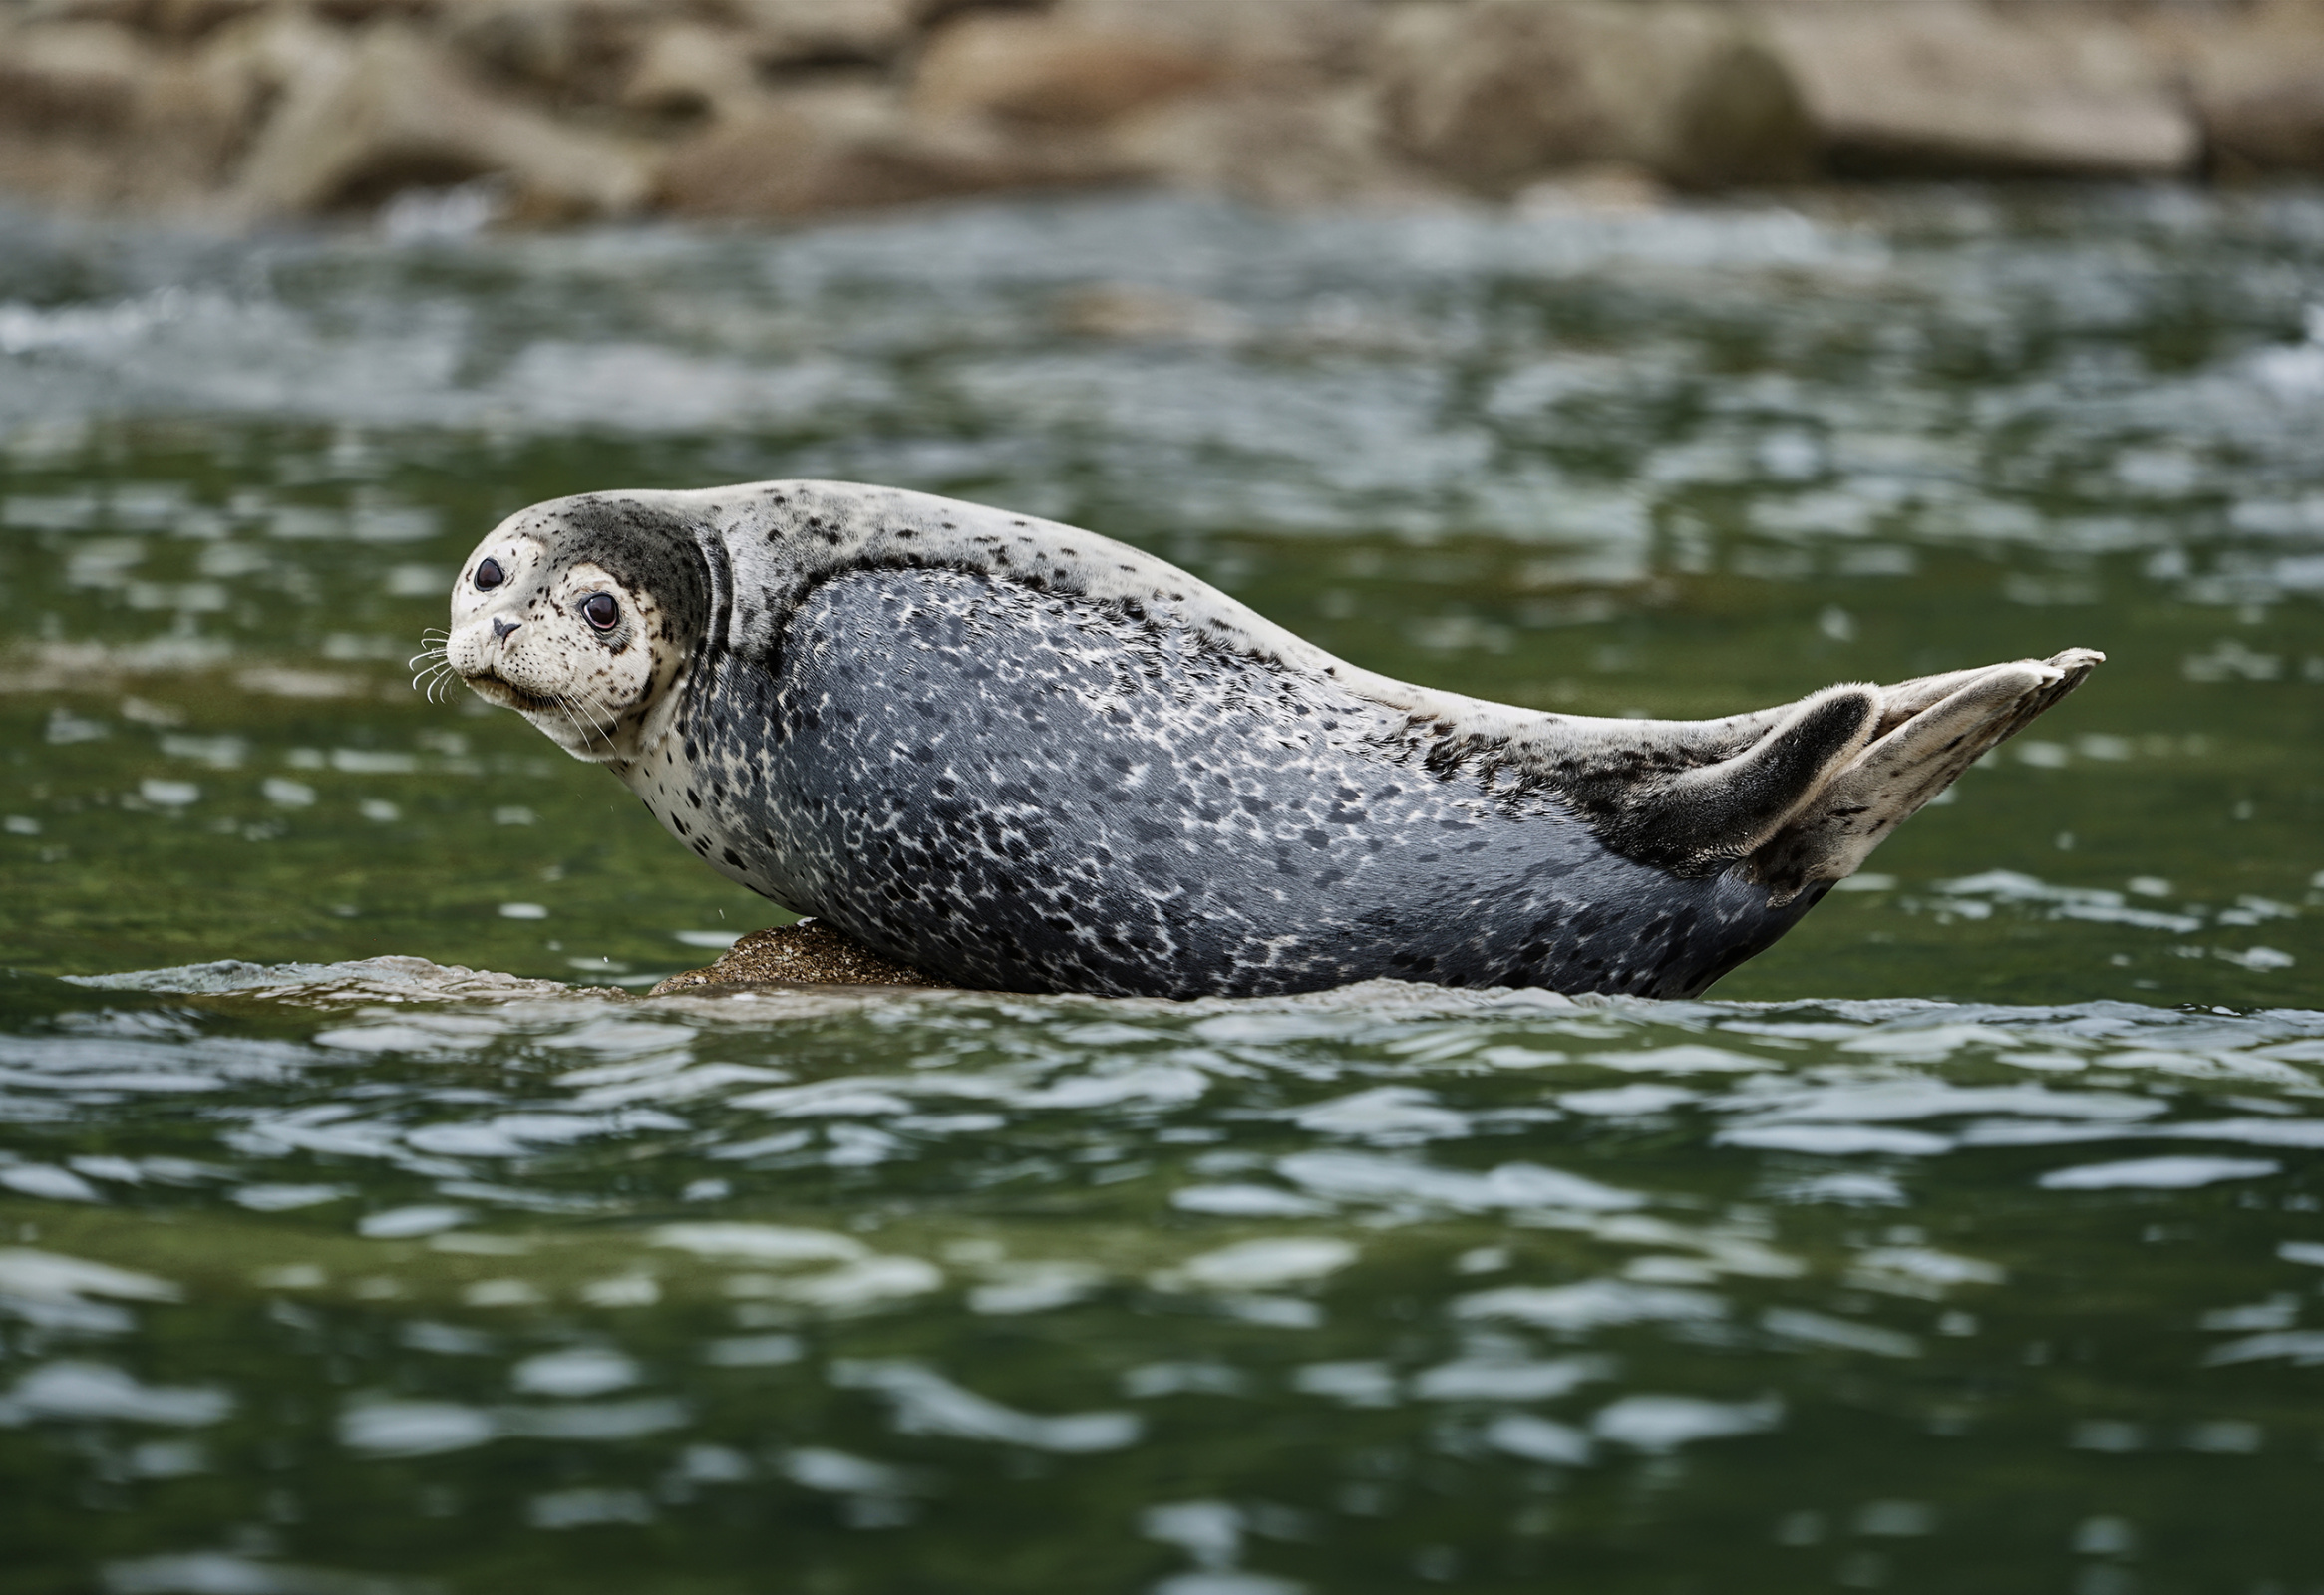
(1748, 647, 2104, 903)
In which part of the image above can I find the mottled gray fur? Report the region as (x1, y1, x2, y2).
(446, 480, 2101, 998)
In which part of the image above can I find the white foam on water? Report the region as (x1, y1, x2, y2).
(1589, 1394, 1783, 1452)
(0, 1164, 104, 1202)
(1716, 1124, 1952, 1156)
(1718, 1081, 2163, 1125)
(1288, 1087, 1470, 1143)
(2150, 1117, 2324, 1149)
(771, 1256, 945, 1310)
(527, 1488, 654, 1530)
(1835, 1023, 2022, 1058)
(405, 1110, 684, 1157)
(650, 1224, 867, 1264)
(1483, 1413, 1595, 1465)
(1453, 1281, 1726, 1332)
(2037, 1155, 2281, 1190)
(1769, 1172, 1909, 1206)
(830, 1360, 1142, 1452)
(336, 1400, 496, 1457)
(496, 1399, 689, 1440)
(357, 1206, 470, 1239)
(1152, 1574, 1306, 1595)
(1167, 1239, 1358, 1293)
(1291, 1362, 1398, 1407)
(1583, 1046, 1768, 1075)
(2203, 1330, 2324, 1367)
(1845, 1247, 2007, 1295)
(781, 1446, 923, 1495)
(0, 1248, 178, 1306)
(101, 1552, 438, 1595)
(509, 1348, 639, 1399)
(1412, 1355, 1611, 1402)
(1761, 1308, 1921, 1359)
(1559, 1085, 1700, 1116)
(6, 1361, 232, 1426)
(967, 1262, 1103, 1316)
(1169, 1184, 1332, 1218)
(1274, 1151, 1644, 1213)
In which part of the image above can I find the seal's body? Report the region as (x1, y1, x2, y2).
(441, 481, 2100, 999)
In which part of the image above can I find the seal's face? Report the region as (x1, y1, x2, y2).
(446, 525, 676, 763)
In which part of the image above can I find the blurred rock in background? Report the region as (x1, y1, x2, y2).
(1, 0, 2321, 225)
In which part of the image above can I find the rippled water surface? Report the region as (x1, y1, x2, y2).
(4, 187, 2324, 1590)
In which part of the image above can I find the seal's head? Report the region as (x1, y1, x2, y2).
(446, 493, 711, 763)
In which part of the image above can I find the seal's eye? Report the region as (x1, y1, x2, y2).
(474, 558, 505, 591)
(581, 592, 620, 631)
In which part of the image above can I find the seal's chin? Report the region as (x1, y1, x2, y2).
(462, 670, 624, 762)
(461, 669, 564, 714)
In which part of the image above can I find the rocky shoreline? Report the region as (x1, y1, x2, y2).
(1, 0, 2320, 227)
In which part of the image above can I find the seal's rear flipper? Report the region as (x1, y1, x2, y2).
(1746, 647, 2104, 903)
(1602, 684, 1881, 875)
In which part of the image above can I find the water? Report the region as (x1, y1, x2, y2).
(2, 185, 2323, 1589)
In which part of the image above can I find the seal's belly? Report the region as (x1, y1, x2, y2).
(661, 569, 1815, 998)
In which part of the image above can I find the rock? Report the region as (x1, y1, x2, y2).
(0, 18, 262, 208)
(12, 0, 271, 43)
(648, 920, 943, 994)
(1758, 0, 2198, 178)
(657, 79, 1128, 216)
(200, 5, 359, 96)
(0, 22, 153, 138)
(232, 23, 651, 219)
(431, 0, 665, 107)
(2157, 3, 2324, 176)
(2205, 73, 2324, 176)
(1112, 83, 1443, 206)
(619, 22, 762, 118)
(1062, 0, 1378, 80)
(307, 0, 446, 25)
(912, 10, 1225, 129)
(726, 0, 916, 67)
(1375, 0, 1815, 193)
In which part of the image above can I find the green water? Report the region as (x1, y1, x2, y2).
(2, 187, 2323, 1591)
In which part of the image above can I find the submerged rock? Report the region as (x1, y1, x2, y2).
(649, 921, 945, 996)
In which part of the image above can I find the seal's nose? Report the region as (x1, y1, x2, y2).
(492, 617, 520, 641)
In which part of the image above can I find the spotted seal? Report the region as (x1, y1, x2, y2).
(439, 480, 2100, 999)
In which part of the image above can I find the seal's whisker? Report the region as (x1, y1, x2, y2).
(573, 693, 616, 749)
(555, 691, 607, 749)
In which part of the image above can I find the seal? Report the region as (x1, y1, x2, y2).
(436, 480, 2101, 999)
